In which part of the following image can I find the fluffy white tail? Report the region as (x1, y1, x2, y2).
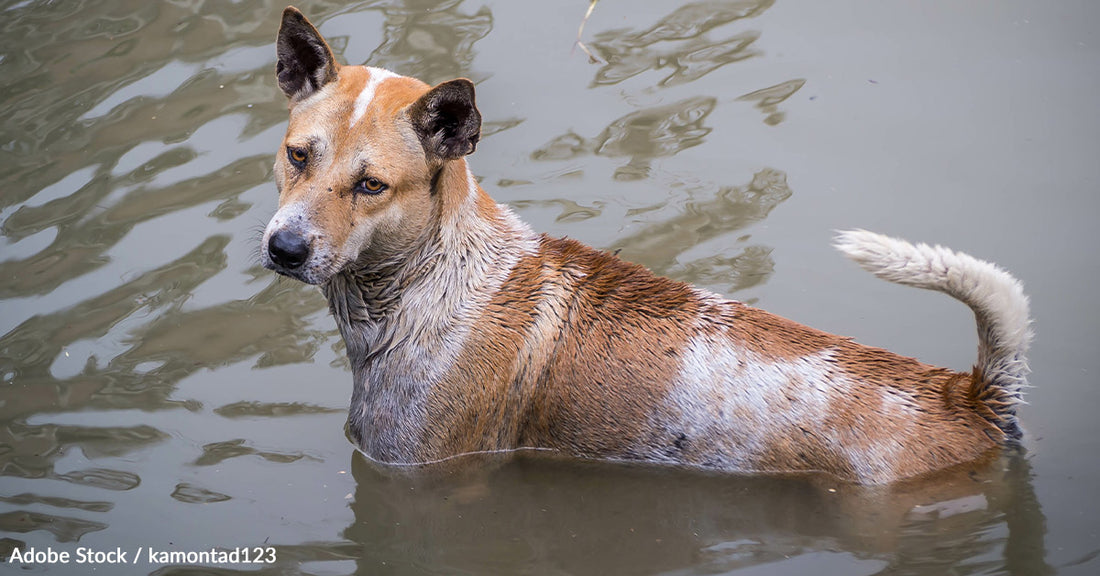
(833, 229, 1033, 438)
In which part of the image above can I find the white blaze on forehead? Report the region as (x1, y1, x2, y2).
(350, 67, 399, 127)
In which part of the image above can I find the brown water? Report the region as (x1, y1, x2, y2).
(1, 1, 1098, 574)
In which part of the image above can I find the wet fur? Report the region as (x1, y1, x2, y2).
(261, 7, 1033, 484)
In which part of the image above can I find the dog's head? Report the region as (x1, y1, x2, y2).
(261, 6, 482, 284)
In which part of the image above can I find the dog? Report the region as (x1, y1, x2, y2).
(261, 7, 1032, 484)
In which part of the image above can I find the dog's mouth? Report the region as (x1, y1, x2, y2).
(266, 261, 316, 284)
(264, 255, 342, 286)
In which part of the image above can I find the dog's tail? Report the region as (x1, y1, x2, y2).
(833, 229, 1033, 438)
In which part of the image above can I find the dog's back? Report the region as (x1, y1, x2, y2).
(435, 234, 1030, 483)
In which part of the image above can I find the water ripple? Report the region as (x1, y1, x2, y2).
(170, 483, 231, 504)
(588, 0, 773, 87)
(0, 510, 107, 542)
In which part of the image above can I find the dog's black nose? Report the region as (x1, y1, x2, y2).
(268, 229, 310, 269)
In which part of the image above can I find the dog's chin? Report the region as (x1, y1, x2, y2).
(279, 269, 321, 285)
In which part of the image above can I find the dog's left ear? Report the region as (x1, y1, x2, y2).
(276, 6, 338, 102)
(408, 79, 482, 161)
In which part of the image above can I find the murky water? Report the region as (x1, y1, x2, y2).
(2, 0, 1098, 574)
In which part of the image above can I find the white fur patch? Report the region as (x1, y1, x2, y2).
(665, 334, 845, 469)
(465, 166, 479, 204)
(350, 67, 398, 127)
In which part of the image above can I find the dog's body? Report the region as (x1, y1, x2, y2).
(262, 7, 1032, 484)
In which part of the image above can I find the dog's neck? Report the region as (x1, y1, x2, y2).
(323, 158, 536, 371)
(321, 158, 538, 459)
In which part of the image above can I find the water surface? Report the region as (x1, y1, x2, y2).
(1, 1, 1098, 574)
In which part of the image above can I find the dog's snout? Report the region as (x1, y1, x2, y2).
(268, 229, 310, 270)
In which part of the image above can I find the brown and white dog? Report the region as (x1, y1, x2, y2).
(261, 7, 1032, 484)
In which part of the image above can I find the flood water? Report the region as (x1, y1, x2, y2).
(2, 1, 1098, 574)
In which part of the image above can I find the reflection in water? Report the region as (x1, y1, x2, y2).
(614, 169, 791, 294)
(0, 493, 112, 513)
(126, 452, 1055, 575)
(738, 78, 806, 125)
(170, 483, 232, 504)
(0, 264, 330, 473)
(193, 439, 311, 466)
(0, 154, 271, 299)
(316, 449, 1052, 575)
(0, 237, 324, 418)
(0, 0, 291, 300)
(54, 468, 142, 492)
(582, 0, 802, 126)
(213, 400, 342, 418)
(0, 510, 107, 543)
(0, 0, 290, 214)
(509, 198, 607, 224)
(533, 96, 717, 180)
(587, 0, 774, 87)
(358, 0, 493, 85)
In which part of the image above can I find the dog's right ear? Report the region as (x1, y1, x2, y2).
(276, 6, 337, 102)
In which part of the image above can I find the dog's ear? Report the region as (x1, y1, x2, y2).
(276, 6, 337, 102)
(408, 79, 482, 161)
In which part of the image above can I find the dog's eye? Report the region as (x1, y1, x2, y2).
(287, 147, 308, 168)
(355, 177, 388, 195)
